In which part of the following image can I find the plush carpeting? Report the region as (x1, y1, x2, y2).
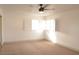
(0, 40, 79, 55)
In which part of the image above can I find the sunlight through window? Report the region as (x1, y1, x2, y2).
(32, 19, 56, 43)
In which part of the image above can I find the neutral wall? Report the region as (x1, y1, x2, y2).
(55, 9, 79, 52)
(2, 8, 44, 43)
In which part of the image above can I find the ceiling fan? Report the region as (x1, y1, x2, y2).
(39, 4, 55, 12)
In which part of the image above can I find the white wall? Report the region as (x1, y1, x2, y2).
(55, 9, 79, 52)
(2, 8, 44, 43)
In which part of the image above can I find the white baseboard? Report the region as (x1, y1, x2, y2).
(3, 38, 45, 44)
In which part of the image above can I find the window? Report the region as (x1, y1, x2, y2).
(32, 20, 40, 31)
(32, 19, 55, 32)
(32, 19, 56, 43)
(45, 20, 55, 32)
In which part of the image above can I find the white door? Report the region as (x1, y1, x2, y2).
(0, 16, 2, 46)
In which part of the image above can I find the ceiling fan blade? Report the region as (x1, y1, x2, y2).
(44, 4, 49, 8)
(44, 8, 55, 10)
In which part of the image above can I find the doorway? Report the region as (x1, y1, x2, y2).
(0, 16, 2, 47)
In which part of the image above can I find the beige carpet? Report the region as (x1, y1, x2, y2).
(0, 40, 79, 55)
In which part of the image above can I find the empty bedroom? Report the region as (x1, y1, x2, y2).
(0, 4, 79, 55)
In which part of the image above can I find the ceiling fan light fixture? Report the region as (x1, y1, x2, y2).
(39, 11, 44, 13)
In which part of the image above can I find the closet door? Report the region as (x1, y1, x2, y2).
(0, 16, 2, 46)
